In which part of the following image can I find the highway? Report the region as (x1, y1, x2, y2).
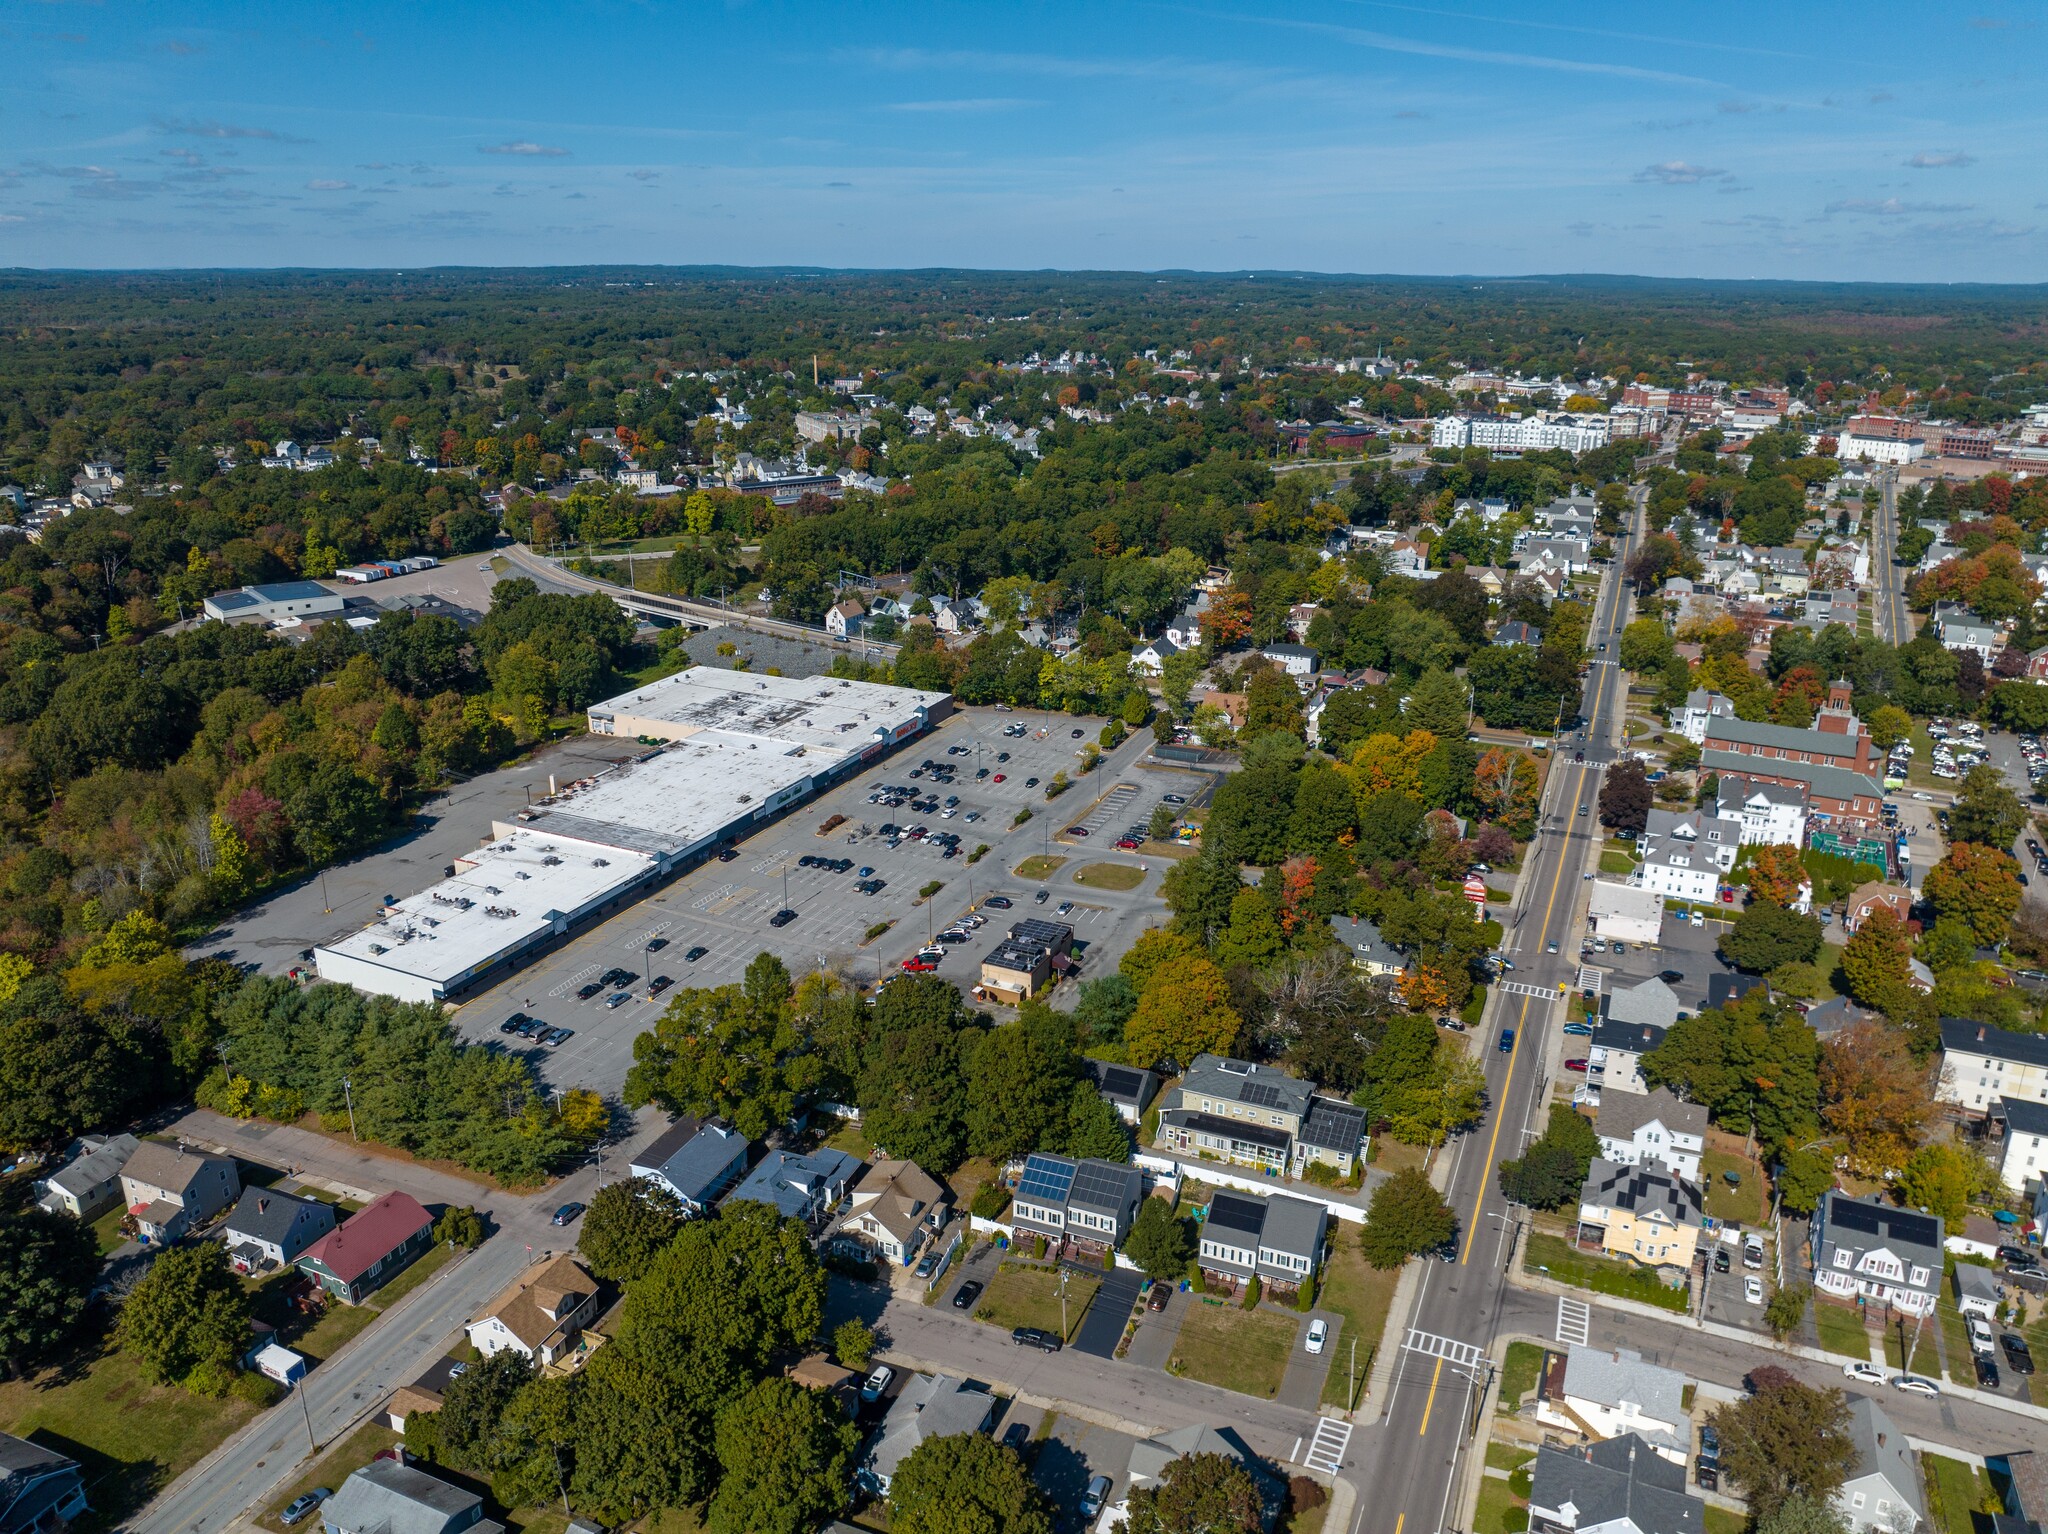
(1868, 467, 1913, 645)
(1352, 499, 1643, 1534)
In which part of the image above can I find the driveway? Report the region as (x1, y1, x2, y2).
(1030, 1414, 1142, 1520)
(1276, 1309, 1337, 1409)
(1072, 1270, 1142, 1358)
(1124, 1286, 1187, 1371)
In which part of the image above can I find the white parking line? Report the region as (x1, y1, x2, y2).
(1304, 1416, 1352, 1474)
(1557, 1296, 1591, 1345)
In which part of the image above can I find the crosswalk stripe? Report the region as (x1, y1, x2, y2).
(1304, 1416, 1352, 1474)
(1556, 1296, 1591, 1345)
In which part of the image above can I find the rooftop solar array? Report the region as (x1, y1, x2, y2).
(1099, 1066, 1145, 1099)
(1240, 1081, 1286, 1110)
(1297, 1097, 1368, 1151)
(1016, 1153, 1077, 1206)
(1067, 1159, 1137, 1213)
(1828, 1194, 1940, 1251)
(1205, 1191, 1267, 1237)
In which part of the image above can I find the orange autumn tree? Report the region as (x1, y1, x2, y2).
(1745, 844, 1808, 908)
(1202, 587, 1254, 646)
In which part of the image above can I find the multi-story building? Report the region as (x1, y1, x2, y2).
(1594, 1088, 1706, 1183)
(1157, 1054, 1366, 1179)
(1836, 1398, 1926, 1534)
(1576, 1159, 1702, 1276)
(1994, 1097, 2048, 1194)
(1699, 752, 1885, 835)
(1716, 774, 1808, 848)
(1938, 1017, 2048, 1115)
(1587, 1020, 1666, 1099)
(1810, 1191, 1942, 1318)
(1676, 689, 1735, 746)
(1008, 1153, 1145, 1259)
(1536, 1346, 1690, 1464)
(1630, 807, 1742, 903)
(1700, 680, 1879, 775)
(1528, 1434, 1703, 1534)
(1431, 414, 1612, 453)
(1192, 1189, 1329, 1299)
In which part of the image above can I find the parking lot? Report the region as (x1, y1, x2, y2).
(445, 707, 1179, 1095)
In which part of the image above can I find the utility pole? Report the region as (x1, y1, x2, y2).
(342, 1076, 359, 1142)
(320, 866, 333, 915)
(298, 1368, 317, 1451)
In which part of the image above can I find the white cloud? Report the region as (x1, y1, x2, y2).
(481, 141, 569, 157)
(1825, 197, 1973, 216)
(306, 179, 354, 191)
(1634, 161, 1726, 184)
(1905, 151, 1975, 168)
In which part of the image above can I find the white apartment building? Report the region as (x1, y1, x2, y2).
(1676, 689, 1734, 746)
(1938, 1017, 2048, 1114)
(1630, 807, 1742, 904)
(1716, 777, 1808, 847)
(1595, 1088, 1706, 1184)
(1431, 413, 1612, 453)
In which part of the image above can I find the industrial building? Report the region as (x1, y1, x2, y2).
(315, 667, 950, 1004)
(201, 581, 348, 624)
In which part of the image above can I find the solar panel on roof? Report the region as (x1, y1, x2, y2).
(1829, 1195, 1938, 1249)
(1100, 1066, 1143, 1097)
(1240, 1081, 1285, 1109)
(1068, 1160, 1135, 1212)
(1016, 1154, 1076, 1205)
(1205, 1192, 1267, 1237)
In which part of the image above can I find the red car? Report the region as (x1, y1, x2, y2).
(1563, 1057, 1588, 1072)
(1116, 837, 1141, 849)
(993, 773, 1006, 782)
(900, 958, 938, 973)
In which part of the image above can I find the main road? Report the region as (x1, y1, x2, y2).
(1868, 467, 1913, 645)
(1353, 501, 1644, 1534)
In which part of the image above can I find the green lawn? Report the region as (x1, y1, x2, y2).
(1702, 1151, 1765, 1226)
(1704, 1508, 1749, 1534)
(1882, 1321, 1941, 1376)
(1473, 1476, 1526, 1534)
(822, 1117, 874, 1161)
(1599, 850, 1637, 875)
(89, 1205, 129, 1255)
(1523, 1232, 1690, 1313)
(1497, 1341, 1546, 1413)
(1812, 1301, 1871, 1360)
(972, 1264, 1099, 1341)
(1169, 1302, 1299, 1400)
(1485, 1441, 1536, 1472)
(1315, 1238, 1402, 1409)
(0, 1330, 262, 1531)
(1072, 862, 1146, 891)
(1923, 1453, 1999, 1534)
(365, 1241, 456, 1311)
(1015, 855, 1068, 880)
(1934, 1298, 1976, 1385)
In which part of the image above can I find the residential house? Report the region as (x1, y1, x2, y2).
(976, 919, 1073, 1006)
(1699, 751, 1885, 836)
(1805, 589, 1861, 626)
(839, 1160, 951, 1266)
(1008, 1153, 1145, 1258)
(1594, 1088, 1706, 1183)
(1193, 1189, 1328, 1298)
(1844, 883, 1914, 935)
(1261, 643, 1319, 679)
(1994, 1097, 2048, 1195)
(1081, 1059, 1160, 1124)
(1130, 635, 1179, 676)
(297, 1191, 436, 1305)
(1576, 1159, 1702, 1276)
(725, 1147, 860, 1226)
(222, 1188, 337, 1273)
(1933, 604, 2001, 661)
(1329, 914, 1405, 980)
(1384, 537, 1430, 575)
(1093, 1424, 1277, 1534)
(320, 1460, 502, 1534)
(1836, 1397, 1925, 1534)
(1630, 807, 1742, 903)
(1587, 1020, 1666, 1099)
(1527, 1434, 1704, 1534)
(1938, 1017, 2048, 1115)
(629, 1116, 750, 1214)
(786, 1355, 861, 1420)
(35, 1132, 139, 1220)
(1810, 1190, 1943, 1318)
(1493, 620, 1542, 648)
(1519, 536, 1592, 576)
(1676, 690, 1736, 746)
(1536, 1346, 1690, 1464)
(1286, 603, 1321, 640)
(1717, 775, 1808, 847)
(1987, 1449, 2048, 1534)
(465, 1255, 600, 1368)
(1758, 545, 1812, 596)
(1158, 1053, 1366, 1178)
(0, 1433, 89, 1534)
(1587, 883, 1663, 945)
(824, 599, 865, 639)
(858, 1374, 992, 1494)
(1943, 1213, 2004, 1262)
(1605, 978, 1682, 1032)
(1953, 1261, 2004, 1320)
(1164, 606, 1205, 650)
(118, 1140, 242, 1243)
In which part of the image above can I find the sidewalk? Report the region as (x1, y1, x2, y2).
(171, 1107, 499, 1212)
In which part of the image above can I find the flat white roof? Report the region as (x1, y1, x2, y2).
(1587, 881, 1664, 919)
(589, 666, 948, 771)
(318, 828, 655, 988)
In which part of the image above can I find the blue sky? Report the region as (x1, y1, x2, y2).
(2, 1, 2043, 280)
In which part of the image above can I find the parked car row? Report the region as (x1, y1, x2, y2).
(498, 1012, 574, 1046)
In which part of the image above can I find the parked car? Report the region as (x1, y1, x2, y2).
(646, 937, 668, 952)
(1712, 1246, 1730, 1274)
(1743, 1276, 1763, 1305)
(281, 1491, 331, 1527)
(552, 1201, 585, 1226)
(984, 895, 1013, 909)
(1148, 1285, 1171, 1311)
(1890, 1374, 1940, 1397)
(1306, 1319, 1328, 1354)
(605, 991, 631, 1009)
(861, 1366, 893, 1402)
(1012, 1326, 1062, 1352)
(685, 945, 709, 962)
(1002, 1421, 1033, 1452)
(2001, 1333, 2035, 1375)
(1843, 1361, 1886, 1385)
(769, 908, 798, 927)
(577, 982, 605, 999)
(1975, 1355, 2002, 1389)
(1697, 1424, 1720, 1464)
(1563, 1058, 1588, 1073)
(543, 1027, 574, 1046)
(953, 1280, 984, 1310)
(1082, 1476, 1112, 1519)
(499, 1012, 532, 1034)
(1562, 1022, 1593, 1036)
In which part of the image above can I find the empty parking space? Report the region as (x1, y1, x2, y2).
(1072, 1270, 1142, 1358)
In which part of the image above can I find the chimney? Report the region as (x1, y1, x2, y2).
(258, 1196, 269, 1213)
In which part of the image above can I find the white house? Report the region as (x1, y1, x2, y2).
(1835, 1397, 1926, 1534)
(1630, 807, 1742, 904)
(838, 1160, 951, 1267)
(1130, 636, 1180, 677)
(1717, 777, 1808, 847)
(1261, 643, 1319, 678)
(825, 599, 865, 638)
(1535, 1345, 1689, 1465)
(1810, 1190, 1942, 1318)
(1594, 1088, 1706, 1184)
(1995, 1097, 2048, 1194)
(466, 1255, 600, 1367)
(1676, 689, 1735, 746)
(1938, 1017, 2048, 1115)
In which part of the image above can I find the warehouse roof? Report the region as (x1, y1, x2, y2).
(588, 667, 948, 768)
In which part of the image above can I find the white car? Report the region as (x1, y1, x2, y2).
(1306, 1319, 1328, 1355)
(1890, 1375, 1940, 1397)
(1743, 1276, 1763, 1305)
(861, 1365, 893, 1402)
(1843, 1361, 1886, 1385)
(1912, 792, 1933, 801)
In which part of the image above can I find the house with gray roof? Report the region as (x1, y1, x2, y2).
(1587, 1020, 1665, 1099)
(1605, 977, 1682, 1032)
(1953, 1260, 2004, 1319)
(629, 1116, 750, 1215)
(1008, 1153, 1144, 1258)
(1934, 604, 2001, 661)
(0, 1432, 88, 1534)
(1595, 1088, 1705, 1184)
(223, 1187, 337, 1272)
(1193, 1189, 1329, 1298)
(1836, 1397, 1925, 1534)
(1811, 1190, 1943, 1318)
(118, 1140, 241, 1244)
(1330, 915, 1405, 981)
(1529, 1433, 1704, 1534)
(1537, 1347, 1690, 1464)
(858, 1373, 993, 1495)
(1082, 1058, 1160, 1124)
(724, 1146, 860, 1226)
(321, 1460, 501, 1534)
(35, 1132, 138, 1221)
(1159, 1053, 1365, 1178)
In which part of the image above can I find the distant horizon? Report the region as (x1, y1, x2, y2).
(3, 0, 2043, 281)
(6, 265, 2048, 294)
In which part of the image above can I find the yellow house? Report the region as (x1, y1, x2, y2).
(1575, 1158, 1702, 1275)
